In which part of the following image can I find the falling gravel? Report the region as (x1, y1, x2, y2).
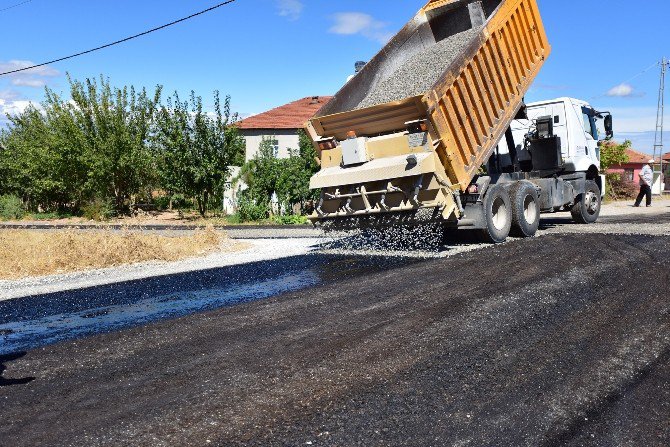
(357, 28, 480, 109)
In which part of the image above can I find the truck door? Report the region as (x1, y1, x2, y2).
(580, 106, 600, 164)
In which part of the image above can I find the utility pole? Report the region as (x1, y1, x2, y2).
(652, 57, 668, 195)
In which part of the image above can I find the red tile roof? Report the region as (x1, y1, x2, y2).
(664, 152, 670, 161)
(236, 96, 332, 130)
(625, 148, 654, 164)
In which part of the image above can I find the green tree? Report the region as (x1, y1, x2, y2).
(154, 91, 244, 216)
(0, 75, 163, 213)
(239, 130, 320, 219)
(67, 76, 162, 211)
(600, 140, 630, 172)
(0, 102, 86, 210)
(275, 130, 321, 213)
(239, 136, 280, 214)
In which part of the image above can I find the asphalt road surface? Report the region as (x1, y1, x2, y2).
(1, 231, 668, 446)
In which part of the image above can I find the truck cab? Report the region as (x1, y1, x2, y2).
(492, 97, 612, 196)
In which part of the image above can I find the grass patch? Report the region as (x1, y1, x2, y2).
(0, 227, 248, 280)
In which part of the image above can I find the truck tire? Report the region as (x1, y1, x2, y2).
(571, 181, 601, 224)
(510, 182, 540, 237)
(480, 185, 512, 243)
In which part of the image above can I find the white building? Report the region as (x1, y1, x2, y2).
(236, 96, 331, 161)
(222, 96, 331, 214)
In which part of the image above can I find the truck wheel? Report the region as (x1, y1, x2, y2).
(510, 182, 540, 237)
(480, 185, 512, 243)
(571, 181, 601, 224)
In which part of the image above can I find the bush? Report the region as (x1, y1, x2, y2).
(606, 174, 639, 201)
(225, 213, 242, 225)
(0, 195, 25, 220)
(27, 211, 74, 221)
(81, 199, 116, 221)
(170, 194, 194, 210)
(237, 195, 269, 222)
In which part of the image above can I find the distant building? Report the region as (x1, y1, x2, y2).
(236, 96, 332, 161)
(223, 96, 331, 215)
(607, 147, 667, 193)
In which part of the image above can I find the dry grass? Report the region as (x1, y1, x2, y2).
(0, 227, 248, 280)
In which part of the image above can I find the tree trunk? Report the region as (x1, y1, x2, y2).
(197, 192, 208, 217)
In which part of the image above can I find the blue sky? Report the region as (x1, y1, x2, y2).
(0, 0, 668, 153)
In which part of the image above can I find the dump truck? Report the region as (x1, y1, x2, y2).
(306, 0, 614, 243)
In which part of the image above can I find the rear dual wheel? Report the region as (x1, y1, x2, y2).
(510, 182, 540, 238)
(480, 185, 512, 244)
(480, 182, 540, 243)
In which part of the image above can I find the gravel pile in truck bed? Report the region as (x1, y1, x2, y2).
(357, 28, 480, 109)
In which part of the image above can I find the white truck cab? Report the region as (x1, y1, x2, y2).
(494, 97, 612, 197)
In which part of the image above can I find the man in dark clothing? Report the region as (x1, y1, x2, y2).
(634, 160, 654, 207)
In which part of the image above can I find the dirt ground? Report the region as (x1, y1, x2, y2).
(0, 227, 246, 280)
(1, 230, 668, 446)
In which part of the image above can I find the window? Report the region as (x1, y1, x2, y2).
(269, 138, 279, 157)
(262, 136, 280, 157)
(581, 107, 599, 140)
(624, 169, 634, 182)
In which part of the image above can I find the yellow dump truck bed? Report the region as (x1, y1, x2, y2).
(307, 0, 550, 226)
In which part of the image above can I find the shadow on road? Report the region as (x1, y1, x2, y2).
(0, 352, 34, 387)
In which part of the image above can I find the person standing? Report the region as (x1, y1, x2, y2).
(634, 159, 655, 207)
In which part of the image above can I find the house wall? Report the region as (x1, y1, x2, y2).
(607, 162, 666, 193)
(607, 163, 643, 183)
(241, 129, 300, 161)
(222, 166, 244, 215)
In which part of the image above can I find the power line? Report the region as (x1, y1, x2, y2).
(0, 0, 33, 13)
(591, 61, 659, 99)
(0, 0, 237, 76)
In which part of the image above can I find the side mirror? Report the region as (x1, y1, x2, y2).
(604, 115, 613, 139)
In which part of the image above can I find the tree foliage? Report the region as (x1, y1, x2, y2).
(69, 76, 162, 210)
(0, 75, 162, 212)
(0, 74, 249, 218)
(153, 91, 244, 216)
(239, 130, 320, 218)
(600, 140, 630, 172)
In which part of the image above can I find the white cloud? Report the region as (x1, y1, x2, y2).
(330, 12, 394, 44)
(606, 83, 643, 98)
(276, 0, 303, 21)
(0, 60, 60, 89)
(11, 77, 48, 88)
(0, 89, 20, 101)
(0, 98, 38, 119)
(0, 90, 41, 127)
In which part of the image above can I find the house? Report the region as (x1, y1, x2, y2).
(223, 96, 331, 215)
(607, 147, 667, 193)
(236, 96, 332, 161)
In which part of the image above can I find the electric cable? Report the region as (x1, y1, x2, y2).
(592, 61, 659, 99)
(0, 0, 33, 13)
(0, 0, 237, 76)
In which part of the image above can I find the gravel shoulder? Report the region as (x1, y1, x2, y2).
(0, 238, 326, 301)
(1, 233, 668, 446)
(1, 202, 668, 301)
